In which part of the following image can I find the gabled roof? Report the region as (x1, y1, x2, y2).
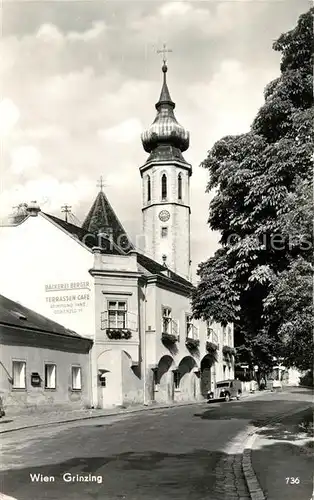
(43, 212, 124, 255)
(81, 190, 134, 252)
(42, 212, 192, 290)
(0, 295, 88, 340)
(136, 252, 194, 290)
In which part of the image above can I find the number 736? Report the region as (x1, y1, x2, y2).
(286, 477, 300, 484)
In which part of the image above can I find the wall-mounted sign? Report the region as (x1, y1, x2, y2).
(98, 370, 107, 387)
(44, 281, 91, 315)
(31, 372, 41, 387)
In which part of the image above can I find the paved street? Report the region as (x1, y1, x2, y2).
(0, 389, 312, 500)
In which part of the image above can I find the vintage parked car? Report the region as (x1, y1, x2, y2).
(208, 379, 242, 402)
(0, 396, 5, 418)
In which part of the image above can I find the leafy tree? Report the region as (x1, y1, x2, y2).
(192, 9, 313, 377)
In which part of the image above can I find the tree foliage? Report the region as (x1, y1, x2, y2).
(192, 9, 313, 373)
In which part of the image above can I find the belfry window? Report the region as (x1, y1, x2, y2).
(178, 173, 182, 200)
(147, 175, 151, 202)
(161, 174, 167, 200)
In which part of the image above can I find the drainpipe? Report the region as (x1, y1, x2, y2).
(143, 280, 148, 405)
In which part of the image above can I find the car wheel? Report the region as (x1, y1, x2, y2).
(224, 392, 230, 402)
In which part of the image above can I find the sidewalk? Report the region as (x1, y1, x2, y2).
(0, 389, 267, 434)
(251, 406, 313, 500)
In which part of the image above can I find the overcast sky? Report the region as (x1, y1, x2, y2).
(0, 0, 310, 277)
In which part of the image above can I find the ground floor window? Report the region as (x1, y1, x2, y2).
(45, 364, 56, 389)
(12, 360, 26, 389)
(173, 370, 180, 389)
(72, 366, 82, 390)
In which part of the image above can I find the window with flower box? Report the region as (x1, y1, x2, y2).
(223, 326, 227, 344)
(162, 307, 172, 334)
(108, 301, 127, 329)
(228, 326, 232, 345)
(186, 314, 198, 339)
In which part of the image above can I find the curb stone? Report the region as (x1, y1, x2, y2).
(0, 389, 268, 435)
(241, 404, 313, 500)
(0, 401, 200, 435)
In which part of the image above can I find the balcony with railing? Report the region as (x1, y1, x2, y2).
(161, 317, 179, 344)
(101, 311, 138, 340)
(185, 323, 200, 349)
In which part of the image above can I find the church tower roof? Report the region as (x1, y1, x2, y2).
(141, 62, 190, 156)
(156, 63, 175, 110)
(82, 185, 133, 252)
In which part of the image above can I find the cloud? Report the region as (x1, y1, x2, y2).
(0, 175, 95, 219)
(36, 21, 106, 42)
(10, 146, 41, 175)
(98, 118, 143, 143)
(159, 2, 192, 17)
(0, 99, 20, 136)
(0, 0, 309, 277)
(36, 23, 64, 42)
(68, 21, 106, 41)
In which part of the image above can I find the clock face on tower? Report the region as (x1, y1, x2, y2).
(159, 210, 170, 222)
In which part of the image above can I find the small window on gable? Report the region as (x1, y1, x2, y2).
(147, 175, 151, 202)
(178, 173, 182, 200)
(161, 174, 167, 200)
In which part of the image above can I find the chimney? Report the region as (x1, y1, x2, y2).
(92, 246, 103, 268)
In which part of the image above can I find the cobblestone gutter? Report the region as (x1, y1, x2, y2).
(213, 404, 312, 500)
(242, 405, 313, 500)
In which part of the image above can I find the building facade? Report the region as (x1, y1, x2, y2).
(0, 295, 92, 412)
(0, 63, 235, 409)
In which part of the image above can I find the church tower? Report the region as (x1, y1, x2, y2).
(140, 59, 192, 281)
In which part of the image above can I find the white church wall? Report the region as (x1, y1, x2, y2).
(141, 162, 191, 280)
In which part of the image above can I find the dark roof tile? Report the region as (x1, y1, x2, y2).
(43, 212, 123, 255)
(136, 253, 193, 289)
(81, 190, 134, 252)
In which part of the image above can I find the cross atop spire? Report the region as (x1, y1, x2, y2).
(157, 43, 172, 66)
(97, 176, 106, 192)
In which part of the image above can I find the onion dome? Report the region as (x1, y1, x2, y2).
(141, 63, 189, 153)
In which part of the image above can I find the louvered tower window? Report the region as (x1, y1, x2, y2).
(161, 174, 167, 200)
(147, 175, 151, 202)
(178, 173, 182, 200)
